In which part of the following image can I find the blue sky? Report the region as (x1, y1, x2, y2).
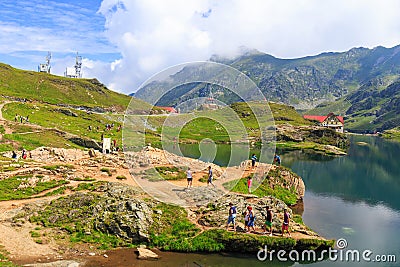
(0, 0, 120, 73)
(1, 0, 400, 94)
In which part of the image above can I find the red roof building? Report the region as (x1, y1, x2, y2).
(303, 113, 344, 133)
(157, 106, 178, 113)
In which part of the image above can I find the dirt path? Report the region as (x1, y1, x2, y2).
(0, 101, 13, 138)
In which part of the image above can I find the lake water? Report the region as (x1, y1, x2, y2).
(91, 136, 400, 266)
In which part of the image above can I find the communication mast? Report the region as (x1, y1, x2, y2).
(64, 52, 82, 78)
(38, 52, 51, 73)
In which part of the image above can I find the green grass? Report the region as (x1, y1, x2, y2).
(116, 175, 127, 180)
(30, 231, 40, 238)
(0, 143, 14, 152)
(72, 181, 106, 191)
(149, 203, 201, 250)
(154, 166, 186, 180)
(3, 130, 81, 150)
(292, 214, 304, 225)
(43, 164, 74, 171)
(72, 177, 96, 182)
(3, 102, 122, 143)
(0, 176, 69, 200)
(69, 230, 126, 250)
(44, 186, 68, 196)
(0, 62, 135, 109)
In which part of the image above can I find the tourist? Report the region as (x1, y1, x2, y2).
(21, 149, 27, 159)
(25, 115, 29, 123)
(247, 206, 256, 233)
(247, 176, 252, 194)
(281, 209, 291, 237)
(226, 202, 237, 231)
(14, 114, 18, 122)
(251, 153, 257, 169)
(186, 167, 193, 189)
(11, 151, 17, 159)
(207, 166, 215, 187)
(263, 206, 273, 236)
(274, 154, 281, 165)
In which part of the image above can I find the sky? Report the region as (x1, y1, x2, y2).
(1, 0, 400, 95)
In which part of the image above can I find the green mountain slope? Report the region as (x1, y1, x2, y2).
(0, 63, 148, 111)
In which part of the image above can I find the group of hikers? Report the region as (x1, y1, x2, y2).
(14, 114, 29, 123)
(186, 165, 216, 189)
(12, 148, 30, 160)
(226, 202, 291, 237)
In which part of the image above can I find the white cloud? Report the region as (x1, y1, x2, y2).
(91, 0, 400, 94)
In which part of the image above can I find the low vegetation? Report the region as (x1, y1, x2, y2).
(0, 175, 69, 201)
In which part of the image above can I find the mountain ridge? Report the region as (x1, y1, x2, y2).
(135, 44, 400, 131)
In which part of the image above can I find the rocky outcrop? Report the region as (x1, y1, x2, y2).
(68, 137, 102, 151)
(276, 124, 348, 148)
(265, 165, 305, 199)
(23, 183, 155, 243)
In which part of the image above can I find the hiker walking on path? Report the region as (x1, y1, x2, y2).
(247, 206, 256, 233)
(281, 209, 291, 237)
(186, 167, 193, 189)
(263, 206, 273, 236)
(251, 154, 257, 169)
(207, 166, 215, 187)
(226, 202, 237, 231)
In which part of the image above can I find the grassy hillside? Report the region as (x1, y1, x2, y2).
(0, 63, 149, 111)
(1, 102, 123, 151)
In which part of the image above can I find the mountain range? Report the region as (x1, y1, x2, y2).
(135, 45, 400, 132)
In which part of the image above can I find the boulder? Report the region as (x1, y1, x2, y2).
(136, 248, 159, 260)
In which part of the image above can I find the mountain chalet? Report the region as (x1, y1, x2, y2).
(303, 113, 344, 133)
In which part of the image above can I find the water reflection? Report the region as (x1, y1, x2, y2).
(290, 136, 400, 211)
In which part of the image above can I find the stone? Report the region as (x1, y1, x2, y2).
(137, 248, 159, 260)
